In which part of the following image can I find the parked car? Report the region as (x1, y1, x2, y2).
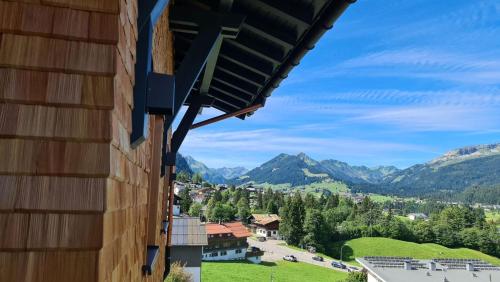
(348, 266, 359, 271)
(331, 261, 347, 269)
(257, 236, 266, 242)
(283, 255, 298, 262)
(312, 256, 324, 262)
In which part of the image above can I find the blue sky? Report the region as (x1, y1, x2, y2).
(178, 0, 500, 169)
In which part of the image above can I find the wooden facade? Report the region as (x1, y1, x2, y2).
(0, 0, 173, 281)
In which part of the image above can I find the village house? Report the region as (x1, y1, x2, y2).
(407, 213, 428, 221)
(169, 217, 207, 282)
(248, 214, 281, 239)
(203, 222, 262, 263)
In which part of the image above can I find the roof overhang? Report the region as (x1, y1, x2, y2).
(173, 0, 356, 118)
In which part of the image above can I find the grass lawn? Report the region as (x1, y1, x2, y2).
(486, 210, 500, 225)
(202, 261, 348, 282)
(280, 237, 500, 267)
(338, 237, 500, 266)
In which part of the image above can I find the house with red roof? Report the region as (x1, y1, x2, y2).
(203, 222, 263, 263)
(248, 214, 282, 239)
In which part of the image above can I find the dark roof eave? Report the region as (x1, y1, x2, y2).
(253, 0, 356, 109)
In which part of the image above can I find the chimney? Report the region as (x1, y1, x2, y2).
(466, 263, 474, 272)
(404, 261, 412, 270)
(428, 261, 436, 271)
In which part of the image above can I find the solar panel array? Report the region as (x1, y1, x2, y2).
(432, 258, 500, 271)
(364, 256, 416, 269)
(363, 257, 500, 271)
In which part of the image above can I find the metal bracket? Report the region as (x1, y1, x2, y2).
(170, 6, 244, 39)
(169, 173, 177, 182)
(131, 0, 172, 148)
(147, 73, 175, 115)
(142, 245, 160, 276)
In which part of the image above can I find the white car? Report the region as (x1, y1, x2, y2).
(283, 255, 298, 262)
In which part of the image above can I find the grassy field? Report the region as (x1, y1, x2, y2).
(486, 210, 500, 226)
(202, 261, 348, 282)
(281, 237, 500, 267)
(338, 237, 500, 266)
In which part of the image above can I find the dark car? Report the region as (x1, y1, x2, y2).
(283, 255, 298, 262)
(312, 256, 324, 262)
(331, 261, 347, 269)
(257, 236, 266, 242)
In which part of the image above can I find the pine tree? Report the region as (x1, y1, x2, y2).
(179, 186, 192, 214)
(287, 192, 305, 245)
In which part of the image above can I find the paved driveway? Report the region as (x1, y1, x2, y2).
(248, 238, 354, 272)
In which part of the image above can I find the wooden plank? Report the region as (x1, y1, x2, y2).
(0, 251, 98, 282)
(89, 12, 119, 44)
(52, 6, 89, 40)
(0, 139, 110, 176)
(0, 175, 105, 212)
(27, 213, 103, 249)
(0, 68, 114, 109)
(0, 34, 116, 75)
(0, 103, 111, 141)
(0, 213, 29, 249)
(146, 117, 163, 246)
(0, 1, 54, 35)
(41, 0, 119, 14)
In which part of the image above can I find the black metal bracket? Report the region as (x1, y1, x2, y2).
(147, 73, 175, 115)
(142, 245, 160, 276)
(158, 10, 244, 175)
(169, 173, 177, 182)
(160, 220, 168, 235)
(131, 4, 244, 150)
(171, 95, 214, 154)
(131, 0, 172, 148)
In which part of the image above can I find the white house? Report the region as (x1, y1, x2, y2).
(203, 222, 262, 263)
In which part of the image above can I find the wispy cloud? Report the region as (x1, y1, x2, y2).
(182, 129, 435, 168)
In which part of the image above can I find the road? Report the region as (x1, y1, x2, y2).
(248, 238, 356, 273)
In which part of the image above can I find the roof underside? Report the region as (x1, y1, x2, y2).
(173, 0, 353, 117)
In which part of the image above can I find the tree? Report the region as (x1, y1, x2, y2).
(304, 193, 317, 210)
(413, 220, 434, 243)
(191, 172, 203, 184)
(286, 192, 305, 245)
(343, 271, 367, 282)
(302, 209, 328, 251)
(210, 203, 236, 222)
(256, 190, 263, 210)
(176, 171, 191, 183)
(325, 194, 339, 210)
(188, 202, 203, 217)
(212, 190, 223, 202)
(266, 200, 279, 214)
(237, 197, 251, 220)
(232, 188, 242, 206)
(179, 186, 192, 214)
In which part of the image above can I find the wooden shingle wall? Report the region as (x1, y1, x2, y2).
(0, 0, 172, 281)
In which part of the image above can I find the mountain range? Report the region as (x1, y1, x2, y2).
(177, 143, 500, 199)
(233, 143, 500, 197)
(176, 154, 248, 184)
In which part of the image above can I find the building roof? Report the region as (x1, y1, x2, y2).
(206, 223, 233, 235)
(251, 214, 281, 225)
(171, 216, 208, 246)
(206, 221, 252, 238)
(356, 257, 500, 282)
(173, 0, 355, 117)
(224, 222, 252, 238)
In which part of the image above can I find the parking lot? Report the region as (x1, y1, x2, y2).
(248, 238, 356, 272)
